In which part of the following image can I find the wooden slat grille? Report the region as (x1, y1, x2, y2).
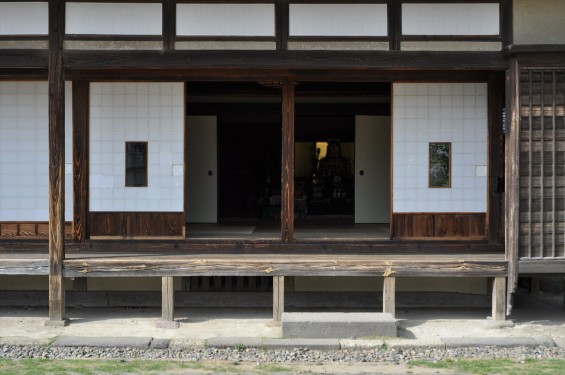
(519, 69, 565, 258)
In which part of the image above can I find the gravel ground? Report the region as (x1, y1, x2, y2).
(1, 344, 564, 365)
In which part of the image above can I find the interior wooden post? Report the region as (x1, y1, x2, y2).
(383, 276, 396, 317)
(46, 0, 68, 327)
(157, 276, 180, 328)
(281, 79, 295, 243)
(72, 81, 89, 242)
(273, 276, 285, 322)
(492, 277, 506, 321)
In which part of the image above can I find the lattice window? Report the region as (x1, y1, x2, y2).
(519, 69, 565, 258)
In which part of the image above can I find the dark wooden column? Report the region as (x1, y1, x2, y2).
(47, 0, 67, 326)
(487, 75, 505, 244)
(281, 79, 295, 243)
(163, 0, 176, 51)
(505, 58, 520, 316)
(72, 81, 89, 243)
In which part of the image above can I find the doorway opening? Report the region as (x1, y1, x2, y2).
(185, 82, 281, 239)
(294, 82, 391, 240)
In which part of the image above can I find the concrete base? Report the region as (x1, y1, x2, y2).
(282, 312, 397, 339)
(44, 318, 70, 327)
(155, 320, 180, 329)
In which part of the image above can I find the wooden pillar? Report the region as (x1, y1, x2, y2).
(72, 81, 89, 242)
(383, 277, 395, 317)
(163, 0, 176, 51)
(47, 0, 67, 326)
(157, 276, 180, 328)
(281, 79, 295, 243)
(505, 58, 520, 315)
(273, 276, 284, 322)
(492, 277, 506, 321)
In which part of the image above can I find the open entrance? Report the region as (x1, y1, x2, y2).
(185, 82, 282, 239)
(293, 83, 391, 240)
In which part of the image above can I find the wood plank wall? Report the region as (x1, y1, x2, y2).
(519, 69, 565, 258)
(89, 212, 184, 239)
(392, 213, 486, 240)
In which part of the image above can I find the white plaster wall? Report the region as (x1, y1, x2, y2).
(402, 3, 499, 36)
(176, 4, 275, 36)
(89, 82, 184, 212)
(393, 83, 488, 213)
(66, 3, 162, 35)
(289, 4, 387, 37)
(514, 0, 565, 45)
(0, 2, 48, 35)
(0, 82, 73, 221)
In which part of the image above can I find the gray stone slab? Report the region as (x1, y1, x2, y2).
(282, 312, 397, 339)
(149, 338, 170, 349)
(553, 337, 565, 348)
(52, 336, 152, 349)
(442, 336, 554, 348)
(205, 337, 262, 348)
(262, 338, 340, 351)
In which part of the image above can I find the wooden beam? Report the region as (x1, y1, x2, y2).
(281, 78, 295, 243)
(388, 0, 401, 51)
(47, 0, 67, 327)
(72, 81, 89, 242)
(63, 50, 508, 71)
(383, 276, 395, 317)
(491, 277, 506, 320)
(505, 58, 520, 315)
(273, 276, 284, 322)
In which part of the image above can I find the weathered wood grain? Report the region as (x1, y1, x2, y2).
(72, 81, 89, 242)
(89, 212, 184, 238)
(48, 0, 67, 325)
(383, 276, 395, 317)
(281, 79, 294, 243)
(491, 277, 506, 320)
(273, 276, 284, 322)
(161, 276, 174, 322)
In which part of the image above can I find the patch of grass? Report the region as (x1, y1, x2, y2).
(0, 358, 213, 375)
(233, 343, 245, 351)
(410, 358, 565, 375)
(255, 364, 293, 373)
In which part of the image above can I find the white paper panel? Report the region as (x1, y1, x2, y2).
(402, 3, 499, 35)
(392, 83, 488, 213)
(90, 83, 185, 212)
(0, 2, 48, 35)
(289, 4, 387, 37)
(0, 82, 73, 221)
(66, 3, 162, 35)
(177, 4, 275, 36)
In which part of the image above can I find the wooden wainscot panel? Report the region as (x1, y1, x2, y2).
(89, 212, 184, 239)
(392, 213, 434, 239)
(435, 214, 486, 239)
(0, 222, 72, 238)
(393, 213, 486, 240)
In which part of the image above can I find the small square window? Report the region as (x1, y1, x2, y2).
(429, 142, 451, 188)
(125, 142, 148, 187)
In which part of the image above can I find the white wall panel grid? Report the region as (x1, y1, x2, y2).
(66, 3, 163, 35)
(0, 82, 73, 221)
(177, 4, 275, 36)
(289, 4, 388, 37)
(392, 83, 488, 213)
(402, 3, 500, 36)
(89, 82, 184, 212)
(0, 2, 48, 35)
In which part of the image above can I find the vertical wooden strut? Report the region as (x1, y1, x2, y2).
(281, 79, 295, 243)
(157, 277, 180, 328)
(505, 58, 520, 316)
(163, 0, 176, 51)
(72, 81, 89, 242)
(492, 277, 506, 321)
(47, 0, 67, 326)
(273, 276, 285, 322)
(383, 277, 396, 317)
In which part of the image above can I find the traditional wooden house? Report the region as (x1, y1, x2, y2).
(0, 0, 563, 329)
